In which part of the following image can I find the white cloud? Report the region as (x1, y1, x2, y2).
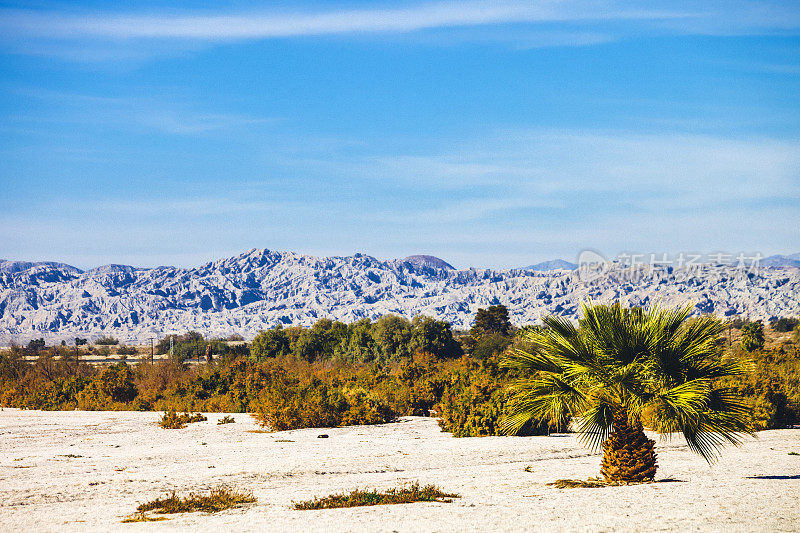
(0, 2, 690, 41)
(7, 87, 276, 135)
(2, 127, 797, 269)
(1, 1, 796, 62)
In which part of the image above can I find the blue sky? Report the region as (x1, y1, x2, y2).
(1, 1, 799, 270)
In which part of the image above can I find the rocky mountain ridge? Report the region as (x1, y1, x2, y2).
(1, 249, 798, 343)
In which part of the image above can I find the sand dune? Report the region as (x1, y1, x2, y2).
(1, 410, 798, 532)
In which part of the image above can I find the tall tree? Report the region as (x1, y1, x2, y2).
(502, 302, 751, 483)
(471, 305, 512, 337)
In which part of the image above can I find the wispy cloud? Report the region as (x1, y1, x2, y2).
(5, 86, 276, 135)
(3, 127, 798, 269)
(1, 1, 797, 62)
(0, 2, 690, 41)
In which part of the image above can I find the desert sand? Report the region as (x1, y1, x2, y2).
(1, 409, 798, 532)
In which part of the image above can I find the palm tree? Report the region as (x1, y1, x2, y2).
(501, 301, 751, 483)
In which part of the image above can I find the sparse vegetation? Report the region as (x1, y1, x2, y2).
(1, 306, 797, 438)
(159, 411, 207, 429)
(116, 345, 138, 356)
(771, 317, 799, 333)
(94, 336, 119, 346)
(122, 512, 168, 523)
(133, 487, 256, 516)
(293, 482, 459, 510)
(217, 415, 235, 425)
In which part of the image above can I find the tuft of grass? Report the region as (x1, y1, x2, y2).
(293, 482, 459, 510)
(789, 451, 799, 456)
(135, 487, 256, 515)
(159, 411, 208, 429)
(122, 512, 168, 523)
(523, 465, 534, 472)
(217, 415, 235, 425)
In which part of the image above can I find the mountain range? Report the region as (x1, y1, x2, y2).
(1, 249, 798, 343)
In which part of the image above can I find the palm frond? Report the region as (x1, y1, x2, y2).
(502, 374, 587, 435)
(664, 388, 752, 462)
(574, 403, 614, 451)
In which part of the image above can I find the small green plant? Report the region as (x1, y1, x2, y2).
(789, 451, 799, 456)
(134, 487, 256, 516)
(293, 482, 459, 510)
(523, 465, 533, 472)
(217, 415, 235, 425)
(159, 411, 207, 429)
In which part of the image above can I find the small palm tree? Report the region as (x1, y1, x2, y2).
(502, 301, 751, 483)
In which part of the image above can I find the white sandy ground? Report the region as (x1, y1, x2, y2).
(1, 410, 798, 533)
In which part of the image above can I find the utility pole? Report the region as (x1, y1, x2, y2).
(150, 338, 154, 364)
(169, 335, 174, 360)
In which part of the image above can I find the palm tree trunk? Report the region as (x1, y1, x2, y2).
(600, 409, 657, 482)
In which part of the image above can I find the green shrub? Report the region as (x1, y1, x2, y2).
(771, 317, 799, 333)
(116, 345, 138, 356)
(159, 411, 207, 429)
(293, 482, 459, 510)
(135, 487, 256, 514)
(741, 322, 765, 352)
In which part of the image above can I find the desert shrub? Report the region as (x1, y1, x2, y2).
(98, 363, 138, 402)
(771, 317, 799, 333)
(96, 346, 112, 357)
(217, 415, 235, 424)
(250, 371, 394, 431)
(94, 336, 119, 346)
(293, 482, 459, 510)
(116, 345, 138, 355)
(741, 322, 765, 352)
(729, 317, 749, 329)
(435, 354, 552, 437)
(159, 411, 207, 429)
(135, 487, 255, 514)
(437, 361, 507, 436)
(719, 346, 800, 429)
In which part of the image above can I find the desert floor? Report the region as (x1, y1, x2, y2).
(1, 409, 798, 532)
